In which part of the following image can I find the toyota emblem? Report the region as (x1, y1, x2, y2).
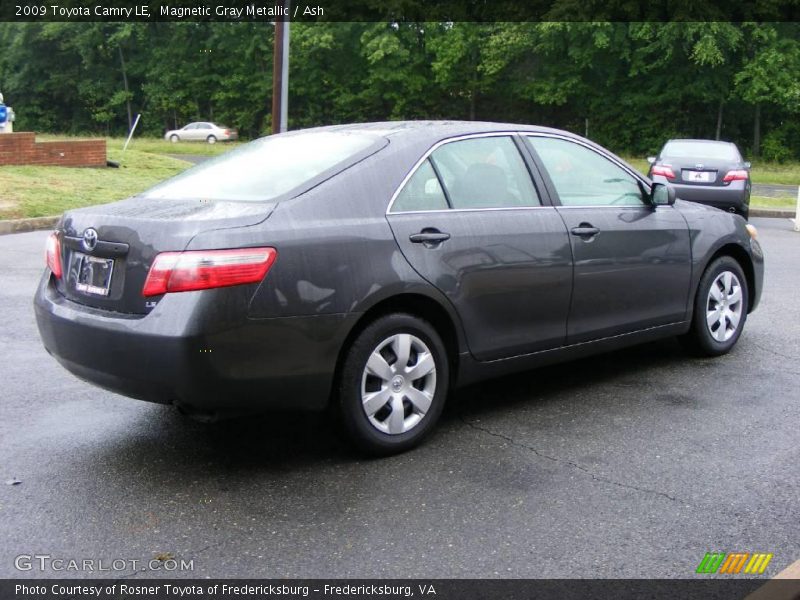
(82, 228, 98, 251)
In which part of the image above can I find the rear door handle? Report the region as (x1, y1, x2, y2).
(570, 224, 600, 238)
(409, 230, 451, 244)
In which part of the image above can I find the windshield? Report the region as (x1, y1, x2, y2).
(143, 131, 381, 201)
(661, 141, 740, 161)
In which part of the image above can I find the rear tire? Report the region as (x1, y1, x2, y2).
(680, 256, 748, 357)
(336, 313, 449, 456)
(207, 135, 217, 144)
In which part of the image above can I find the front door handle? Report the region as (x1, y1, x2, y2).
(570, 224, 600, 238)
(409, 230, 451, 245)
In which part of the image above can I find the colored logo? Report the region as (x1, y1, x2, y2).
(696, 552, 773, 575)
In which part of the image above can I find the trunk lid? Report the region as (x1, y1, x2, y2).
(663, 158, 742, 187)
(57, 196, 274, 314)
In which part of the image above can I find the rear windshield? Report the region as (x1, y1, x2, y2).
(661, 141, 740, 161)
(142, 131, 381, 201)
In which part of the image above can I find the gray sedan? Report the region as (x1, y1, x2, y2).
(648, 139, 751, 218)
(35, 121, 764, 455)
(164, 121, 238, 144)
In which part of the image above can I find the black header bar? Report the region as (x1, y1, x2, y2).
(2, 0, 800, 22)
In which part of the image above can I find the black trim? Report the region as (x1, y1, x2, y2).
(427, 157, 453, 209)
(63, 236, 129, 258)
(513, 134, 555, 207)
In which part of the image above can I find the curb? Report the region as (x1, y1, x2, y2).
(750, 208, 795, 218)
(0, 216, 60, 235)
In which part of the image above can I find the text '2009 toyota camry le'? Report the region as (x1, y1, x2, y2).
(34, 121, 764, 455)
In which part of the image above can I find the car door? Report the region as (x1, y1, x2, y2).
(182, 123, 199, 140)
(525, 134, 692, 344)
(197, 123, 213, 140)
(386, 134, 573, 361)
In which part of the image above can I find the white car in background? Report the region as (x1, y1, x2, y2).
(164, 122, 238, 144)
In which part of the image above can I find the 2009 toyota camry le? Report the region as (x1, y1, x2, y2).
(34, 121, 764, 455)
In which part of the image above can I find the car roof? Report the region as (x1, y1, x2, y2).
(665, 139, 737, 146)
(286, 120, 582, 146)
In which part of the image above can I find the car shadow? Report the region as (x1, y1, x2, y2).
(448, 337, 695, 423)
(84, 336, 702, 479)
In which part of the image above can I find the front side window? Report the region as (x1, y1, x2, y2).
(142, 131, 381, 202)
(430, 136, 540, 209)
(391, 159, 449, 212)
(528, 136, 644, 207)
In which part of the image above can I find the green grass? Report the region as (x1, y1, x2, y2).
(0, 135, 244, 219)
(749, 163, 800, 186)
(107, 136, 242, 156)
(0, 144, 188, 220)
(34, 134, 242, 157)
(750, 196, 796, 210)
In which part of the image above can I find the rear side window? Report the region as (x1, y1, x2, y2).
(528, 136, 644, 207)
(143, 131, 381, 202)
(430, 136, 540, 209)
(391, 159, 449, 212)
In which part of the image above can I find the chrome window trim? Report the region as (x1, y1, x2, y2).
(556, 205, 656, 210)
(387, 205, 555, 216)
(386, 131, 543, 215)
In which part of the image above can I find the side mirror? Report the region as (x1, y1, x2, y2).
(743, 161, 751, 169)
(647, 156, 656, 165)
(651, 182, 676, 206)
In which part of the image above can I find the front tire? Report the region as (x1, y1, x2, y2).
(169, 134, 179, 143)
(336, 313, 449, 456)
(681, 256, 748, 356)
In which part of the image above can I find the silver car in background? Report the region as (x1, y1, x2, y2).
(164, 122, 238, 144)
(648, 139, 751, 219)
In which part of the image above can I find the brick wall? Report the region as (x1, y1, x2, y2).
(0, 132, 106, 167)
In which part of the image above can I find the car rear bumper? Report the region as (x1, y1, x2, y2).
(664, 180, 750, 216)
(34, 273, 357, 414)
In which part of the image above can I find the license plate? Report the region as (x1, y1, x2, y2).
(684, 170, 713, 183)
(73, 252, 114, 296)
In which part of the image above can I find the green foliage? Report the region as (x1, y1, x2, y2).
(760, 122, 800, 163)
(761, 132, 794, 163)
(0, 142, 193, 219)
(0, 22, 798, 158)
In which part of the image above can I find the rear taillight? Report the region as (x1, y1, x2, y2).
(142, 247, 277, 297)
(224, 129, 230, 136)
(651, 165, 676, 179)
(723, 169, 749, 182)
(45, 232, 62, 279)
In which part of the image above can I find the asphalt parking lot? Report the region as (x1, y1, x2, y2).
(1, 218, 798, 579)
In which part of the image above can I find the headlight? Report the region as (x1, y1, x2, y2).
(745, 224, 758, 241)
